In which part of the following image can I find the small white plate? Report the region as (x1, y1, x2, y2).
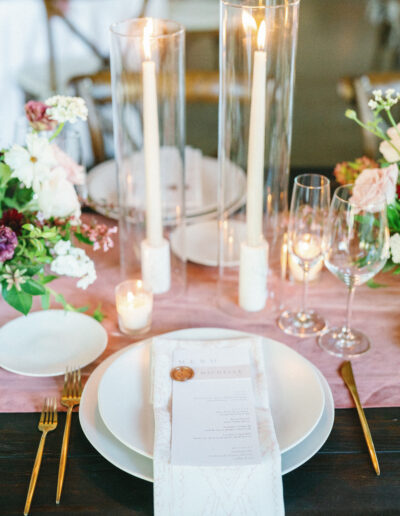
(79, 336, 334, 481)
(0, 310, 107, 376)
(170, 220, 247, 267)
(97, 328, 324, 458)
(87, 156, 246, 222)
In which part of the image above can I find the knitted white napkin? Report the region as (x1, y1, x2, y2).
(152, 336, 284, 516)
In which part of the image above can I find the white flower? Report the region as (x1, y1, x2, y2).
(386, 88, 395, 98)
(368, 99, 378, 110)
(1, 265, 27, 291)
(53, 239, 72, 256)
(372, 89, 382, 100)
(36, 166, 81, 220)
(45, 96, 88, 124)
(4, 133, 55, 189)
(390, 233, 400, 263)
(50, 245, 96, 289)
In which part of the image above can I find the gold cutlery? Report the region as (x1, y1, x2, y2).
(24, 398, 57, 516)
(56, 367, 82, 504)
(340, 361, 380, 476)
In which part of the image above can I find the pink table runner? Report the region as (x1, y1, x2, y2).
(1, 215, 400, 412)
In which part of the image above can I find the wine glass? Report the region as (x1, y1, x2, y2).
(319, 184, 389, 358)
(279, 174, 330, 337)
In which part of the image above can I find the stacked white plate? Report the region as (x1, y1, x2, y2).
(79, 328, 334, 481)
(87, 155, 246, 223)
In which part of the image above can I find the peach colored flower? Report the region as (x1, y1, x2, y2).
(379, 124, 400, 162)
(51, 144, 85, 185)
(350, 164, 399, 212)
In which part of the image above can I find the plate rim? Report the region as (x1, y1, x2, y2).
(79, 336, 334, 482)
(0, 309, 107, 377)
(86, 156, 246, 221)
(97, 327, 325, 457)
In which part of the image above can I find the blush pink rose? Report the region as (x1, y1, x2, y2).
(51, 144, 85, 185)
(25, 101, 57, 132)
(350, 164, 399, 212)
(379, 124, 400, 163)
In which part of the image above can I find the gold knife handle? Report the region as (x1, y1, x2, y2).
(56, 406, 73, 504)
(348, 385, 381, 476)
(24, 431, 47, 515)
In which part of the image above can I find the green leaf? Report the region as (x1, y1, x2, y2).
(25, 265, 43, 277)
(93, 304, 105, 322)
(40, 274, 58, 285)
(366, 279, 387, 288)
(76, 305, 89, 313)
(41, 290, 50, 310)
(21, 278, 46, 296)
(2, 284, 32, 315)
(0, 163, 11, 187)
(74, 232, 92, 245)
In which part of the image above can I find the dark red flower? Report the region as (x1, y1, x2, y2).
(396, 184, 400, 199)
(0, 209, 24, 236)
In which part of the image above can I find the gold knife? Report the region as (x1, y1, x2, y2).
(340, 361, 380, 476)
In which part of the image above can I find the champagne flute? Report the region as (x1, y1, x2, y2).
(319, 184, 389, 358)
(279, 174, 330, 337)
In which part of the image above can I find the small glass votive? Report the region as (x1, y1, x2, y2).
(115, 280, 153, 336)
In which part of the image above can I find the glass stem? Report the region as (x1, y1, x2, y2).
(342, 285, 355, 337)
(301, 265, 309, 315)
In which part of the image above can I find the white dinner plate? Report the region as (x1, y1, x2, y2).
(0, 310, 107, 376)
(86, 156, 246, 221)
(79, 335, 334, 481)
(97, 328, 324, 458)
(170, 220, 247, 267)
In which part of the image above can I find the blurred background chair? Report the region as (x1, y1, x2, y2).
(68, 69, 222, 165)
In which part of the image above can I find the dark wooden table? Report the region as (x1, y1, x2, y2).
(0, 408, 399, 515)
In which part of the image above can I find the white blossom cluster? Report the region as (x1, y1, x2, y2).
(390, 233, 400, 264)
(45, 95, 88, 124)
(368, 88, 400, 110)
(50, 240, 96, 290)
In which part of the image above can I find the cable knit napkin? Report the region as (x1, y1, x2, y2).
(152, 336, 284, 516)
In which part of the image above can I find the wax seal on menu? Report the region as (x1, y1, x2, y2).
(170, 366, 194, 382)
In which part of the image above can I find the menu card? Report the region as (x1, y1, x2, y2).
(171, 347, 261, 467)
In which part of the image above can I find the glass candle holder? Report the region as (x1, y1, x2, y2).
(217, 0, 300, 317)
(115, 280, 153, 335)
(110, 18, 186, 298)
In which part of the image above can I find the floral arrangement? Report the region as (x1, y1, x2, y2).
(335, 88, 400, 278)
(0, 96, 116, 315)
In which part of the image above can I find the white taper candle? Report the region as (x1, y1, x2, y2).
(246, 39, 266, 247)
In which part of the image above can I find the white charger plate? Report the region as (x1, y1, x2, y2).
(79, 334, 334, 481)
(97, 328, 324, 458)
(170, 220, 247, 267)
(0, 310, 107, 376)
(87, 157, 246, 221)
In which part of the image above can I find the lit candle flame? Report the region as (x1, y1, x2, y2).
(143, 18, 153, 60)
(242, 10, 257, 32)
(127, 291, 135, 303)
(257, 20, 266, 50)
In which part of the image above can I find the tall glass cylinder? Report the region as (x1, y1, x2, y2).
(110, 18, 185, 298)
(217, 0, 300, 316)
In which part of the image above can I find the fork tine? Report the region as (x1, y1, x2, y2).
(53, 399, 58, 425)
(44, 398, 50, 425)
(39, 399, 46, 425)
(62, 368, 69, 397)
(78, 368, 82, 394)
(74, 368, 78, 397)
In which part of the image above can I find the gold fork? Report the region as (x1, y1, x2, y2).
(24, 398, 58, 516)
(56, 367, 82, 504)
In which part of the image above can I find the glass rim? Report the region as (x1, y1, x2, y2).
(294, 173, 330, 190)
(334, 183, 387, 210)
(221, 0, 300, 9)
(110, 17, 185, 39)
(114, 279, 152, 295)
